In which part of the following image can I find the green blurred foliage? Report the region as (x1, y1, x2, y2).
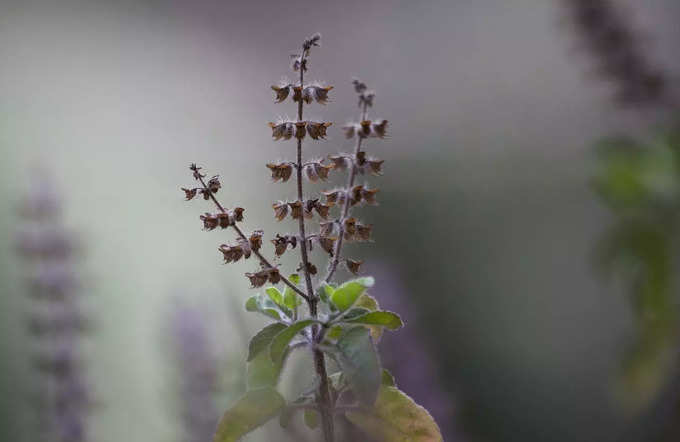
(592, 129, 680, 411)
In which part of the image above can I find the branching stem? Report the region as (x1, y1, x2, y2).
(324, 102, 369, 283)
(194, 174, 310, 302)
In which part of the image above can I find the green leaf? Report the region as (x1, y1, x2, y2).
(345, 311, 404, 331)
(355, 293, 379, 311)
(342, 307, 371, 320)
(336, 326, 381, 405)
(289, 273, 301, 284)
(326, 325, 344, 340)
(266, 287, 284, 306)
(247, 349, 284, 389)
(245, 296, 258, 312)
(303, 409, 319, 429)
(283, 286, 302, 311)
(248, 323, 287, 362)
(381, 369, 396, 387)
(213, 387, 285, 442)
(345, 386, 443, 442)
(270, 319, 317, 363)
(330, 277, 374, 312)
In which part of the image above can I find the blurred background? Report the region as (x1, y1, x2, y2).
(1, 0, 680, 441)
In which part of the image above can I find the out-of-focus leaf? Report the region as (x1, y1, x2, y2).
(336, 326, 381, 405)
(247, 349, 284, 390)
(381, 369, 396, 387)
(346, 386, 443, 442)
(303, 409, 319, 429)
(213, 387, 285, 442)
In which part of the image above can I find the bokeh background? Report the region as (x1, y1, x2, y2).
(2, 0, 680, 441)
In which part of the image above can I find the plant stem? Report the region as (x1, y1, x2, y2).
(324, 102, 369, 283)
(294, 48, 335, 442)
(194, 174, 309, 301)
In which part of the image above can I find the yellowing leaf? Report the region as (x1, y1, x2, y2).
(346, 386, 443, 442)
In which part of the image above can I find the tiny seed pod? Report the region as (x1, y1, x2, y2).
(249, 230, 264, 252)
(318, 236, 336, 256)
(356, 223, 373, 242)
(245, 270, 269, 288)
(367, 158, 385, 176)
(272, 201, 289, 221)
(345, 259, 363, 275)
(371, 120, 388, 138)
(232, 207, 245, 223)
(328, 154, 349, 170)
(271, 84, 291, 103)
(306, 121, 332, 140)
(289, 201, 304, 220)
(361, 187, 379, 205)
(295, 121, 307, 140)
(181, 187, 198, 201)
(200, 213, 219, 231)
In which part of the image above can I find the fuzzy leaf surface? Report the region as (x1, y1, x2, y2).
(213, 388, 285, 442)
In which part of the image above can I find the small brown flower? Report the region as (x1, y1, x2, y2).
(315, 202, 331, 219)
(371, 120, 388, 138)
(271, 84, 291, 103)
(294, 121, 307, 140)
(301, 85, 333, 104)
(218, 244, 245, 263)
(343, 218, 357, 239)
(245, 270, 269, 288)
(361, 187, 379, 205)
(232, 207, 245, 223)
(216, 212, 232, 228)
(249, 230, 263, 252)
(266, 162, 293, 183)
(181, 187, 198, 201)
(303, 199, 316, 219)
(289, 200, 304, 219)
(269, 122, 295, 141)
(304, 164, 319, 182)
(272, 201, 289, 221)
(350, 185, 364, 206)
(306, 121, 332, 140)
(315, 162, 332, 181)
(323, 189, 344, 207)
(199, 189, 210, 200)
(356, 223, 373, 242)
(272, 234, 289, 256)
(356, 151, 367, 166)
(268, 268, 281, 284)
(292, 86, 303, 102)
(200, 213, 219, 231)
(328, 154, 349, 170)
(358, 120, 372, 138)
(345, 259, 363, 275)
(367, 158, 384, 176)
(318, 236, 336, 256)
(207, 176, 221, 194)
(298, 261, 318, 275)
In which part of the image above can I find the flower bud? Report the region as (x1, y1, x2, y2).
(207, 176, 221, 194)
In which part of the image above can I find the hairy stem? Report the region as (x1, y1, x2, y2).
(194, 174, 309, 301)
(324, 102, 369, 283)
(294, 49, 335, 442)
